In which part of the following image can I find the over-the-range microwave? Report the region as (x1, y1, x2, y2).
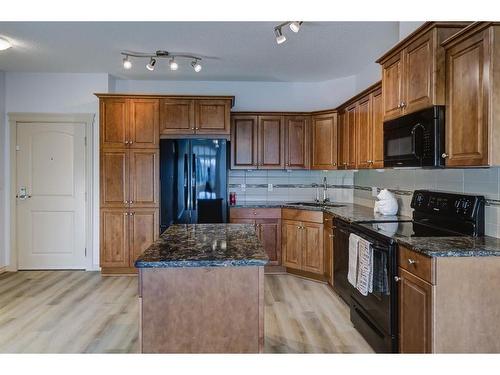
(383, 106, 445, 168)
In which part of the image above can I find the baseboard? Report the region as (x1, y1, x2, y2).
(286, 268, 327, 283)
(264, 265, 286, 274)
(0, 266, 6, 274)
(101, 267, 138, 276)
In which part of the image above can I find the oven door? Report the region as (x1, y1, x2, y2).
(383, 106, 444, 168)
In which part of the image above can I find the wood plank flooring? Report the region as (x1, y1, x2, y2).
(0, 271, 373, 353)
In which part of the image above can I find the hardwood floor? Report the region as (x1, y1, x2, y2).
(0, 271, 373, 353)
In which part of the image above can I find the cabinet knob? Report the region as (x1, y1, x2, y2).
(401, 101, 406, 108)
(332, 162, 337, 166)
(328, 234, 335, 238)
(408, 258, 417, 265)
(394, 276, 401, 282)
(124, 200, 129, 204)
(367, 160, 373, 164)
(129, 140, 133, 144)
(124, 141, 129, 145)
(130, 200, 134, 204)
(442, 153, 449, 159)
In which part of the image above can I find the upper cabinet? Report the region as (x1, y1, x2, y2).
(311, 112, 337, 170)
(441, 22, 500, 167)
(160, 97, 232, 135)
(377, 22, 469, 121)
(230, 113, 309, 170)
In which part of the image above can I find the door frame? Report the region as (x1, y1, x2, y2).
(8, 113, 95, 271)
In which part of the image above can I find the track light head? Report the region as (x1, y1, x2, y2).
(274, 28, 286, 45)
(289, 21, 302, 33)
(191, 60, 202, 72)
(123, 55, 132, 70)
(146, 58, 156, 71)
(169, 58, 178, 71)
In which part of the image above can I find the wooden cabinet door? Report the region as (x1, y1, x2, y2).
(324, 225, 334, 285)
(282, 220, 302, 270)
(100, 209, 129, 268)
(403, 32, 434, 114)
(258, 115, 285, 169)
(256, 219, 281, 266)
(129, 208, 159, 266)
(129, 149, 160, 208)
(159, 98, 195, 135)
(444, 29, 489, 167)
(195, 99, 230, 134)
(100, 149, 129, 208)
(346, 105, 357, 169)
(311, 112, 338, 170)
(337, 111, 349, 170)
(399, 268, 433, 353)
(229, 218, 256, 225)
(231, 115, 258, 169)
(302, 222, 324, 274)
(100, 98, 128, 148)
(356, 97, 372, 169)
(382, 53, 404, 121)
(129, 98, 159, 148)
(284, 116, 310, 169)
(371, 88, 384, 169)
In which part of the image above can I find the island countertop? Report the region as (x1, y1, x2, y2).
(135, 224, 269, 268)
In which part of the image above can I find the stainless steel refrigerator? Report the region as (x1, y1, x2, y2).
(160, 139, 228, 231)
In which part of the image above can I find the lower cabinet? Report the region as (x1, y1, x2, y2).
(323, 214, 335, 286)
(282, 217, 324, 276)
(229, 208, 282, 266)
(100, 207, 159, 273)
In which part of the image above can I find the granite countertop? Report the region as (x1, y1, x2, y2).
(231, 201, 411, 223)
(394, 235, 500, 258)
(135, 224, 269, 268)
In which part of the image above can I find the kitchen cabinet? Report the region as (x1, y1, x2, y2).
(397, 244, 500, 353)
(100, 208, 130, 268)
(377, 22, 469, 121)
(337, 110, 349, 170)
(284, 115, 310, 169)
(346, 104, 357, 169)
(129, 149, 160, 208)
(100, 149, 129, 208)
(129, 208, 160, 266)
(281, 209, 324, 277)
(311, 111, 338, 170)
(258, 115, 285, 169)
(229, 208, 282, 266)
(371, 88, 384, 168)
(323, 214, 335, 286)
(160, 98, 231, 135)
(441, 22, 500, 167)
(100, 98, 128, 149)
(129, 98, 160, 148)
(356, 96, 372, 169)
(231, 113, 310, 170)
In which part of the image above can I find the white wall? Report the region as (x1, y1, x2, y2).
(0, 71, 6, 268)
(113, 76, 358, 112)
(3, 72, 110, 270)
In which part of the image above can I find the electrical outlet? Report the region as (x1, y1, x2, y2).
(372, 186, 378, 197)
(241, 183, 246, 192)
(268, 183, 273, 192)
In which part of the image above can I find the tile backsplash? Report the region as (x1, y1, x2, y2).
(353, 167, 500, 238)
(228, 170, 354, 204)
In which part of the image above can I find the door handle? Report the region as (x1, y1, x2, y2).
(16, 187, 31, 200)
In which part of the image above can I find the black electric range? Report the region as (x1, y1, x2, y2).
(336, 190, 485, 353)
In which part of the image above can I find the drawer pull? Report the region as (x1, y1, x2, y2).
(394, 276, 401, 282)
(408, 258, 417, 265)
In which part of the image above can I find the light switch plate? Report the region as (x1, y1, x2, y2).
(372, 187, 378, 197)
(268, 183, 273, 192)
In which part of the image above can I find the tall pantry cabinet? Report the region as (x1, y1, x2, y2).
(98, 96, 160, 274)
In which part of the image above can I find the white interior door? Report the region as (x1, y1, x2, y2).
(16, 122, 86, 269)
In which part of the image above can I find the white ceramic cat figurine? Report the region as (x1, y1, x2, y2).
(374, 189, 398, 216)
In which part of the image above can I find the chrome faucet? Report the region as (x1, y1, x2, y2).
(312, 183, 320, 203)
(322, 177, 330, 203)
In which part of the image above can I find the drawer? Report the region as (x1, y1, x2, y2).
(399, 246, 435, 284)
(229, 207, 281, 219)
(323, 213, 335, 228)
(282, 208, 323, 223)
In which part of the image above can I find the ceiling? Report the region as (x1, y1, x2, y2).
(0, 22, 399, 82)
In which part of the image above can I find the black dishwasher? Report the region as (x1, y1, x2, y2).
(333, 218, 352, 304)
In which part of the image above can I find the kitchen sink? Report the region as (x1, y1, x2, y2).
(287, 202, 346, 208)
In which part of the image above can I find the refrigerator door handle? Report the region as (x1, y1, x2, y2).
(184, 153, 190, 212)
(191, 153, 197, 210)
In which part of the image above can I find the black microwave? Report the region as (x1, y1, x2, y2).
(383, 106, 445, 168)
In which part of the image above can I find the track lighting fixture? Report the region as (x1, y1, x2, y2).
(120, 50, 204, 73)
(122, 55, 132, 69)
(191, 60, 202, 73)
(169, 58, 178, 71)
(146, 57, 156, 71)
(0, 37, 12, 51)
(273, 21, 303, 44)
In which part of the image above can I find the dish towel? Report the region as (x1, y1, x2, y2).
(348, 234, 360, 287)
(356, 237, 373, 296)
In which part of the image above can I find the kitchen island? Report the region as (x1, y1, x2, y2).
(135, 224, 268, 353)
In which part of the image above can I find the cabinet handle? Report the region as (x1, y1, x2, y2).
(394, 276, 401, 282)
(401, 101, 406, 108)
(130, 200, 134, 204)
(442, 153, 449, 159)
(407, 258, 417, 265)
(328, 234, 335, 238)
(367, 160, 373, 164)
